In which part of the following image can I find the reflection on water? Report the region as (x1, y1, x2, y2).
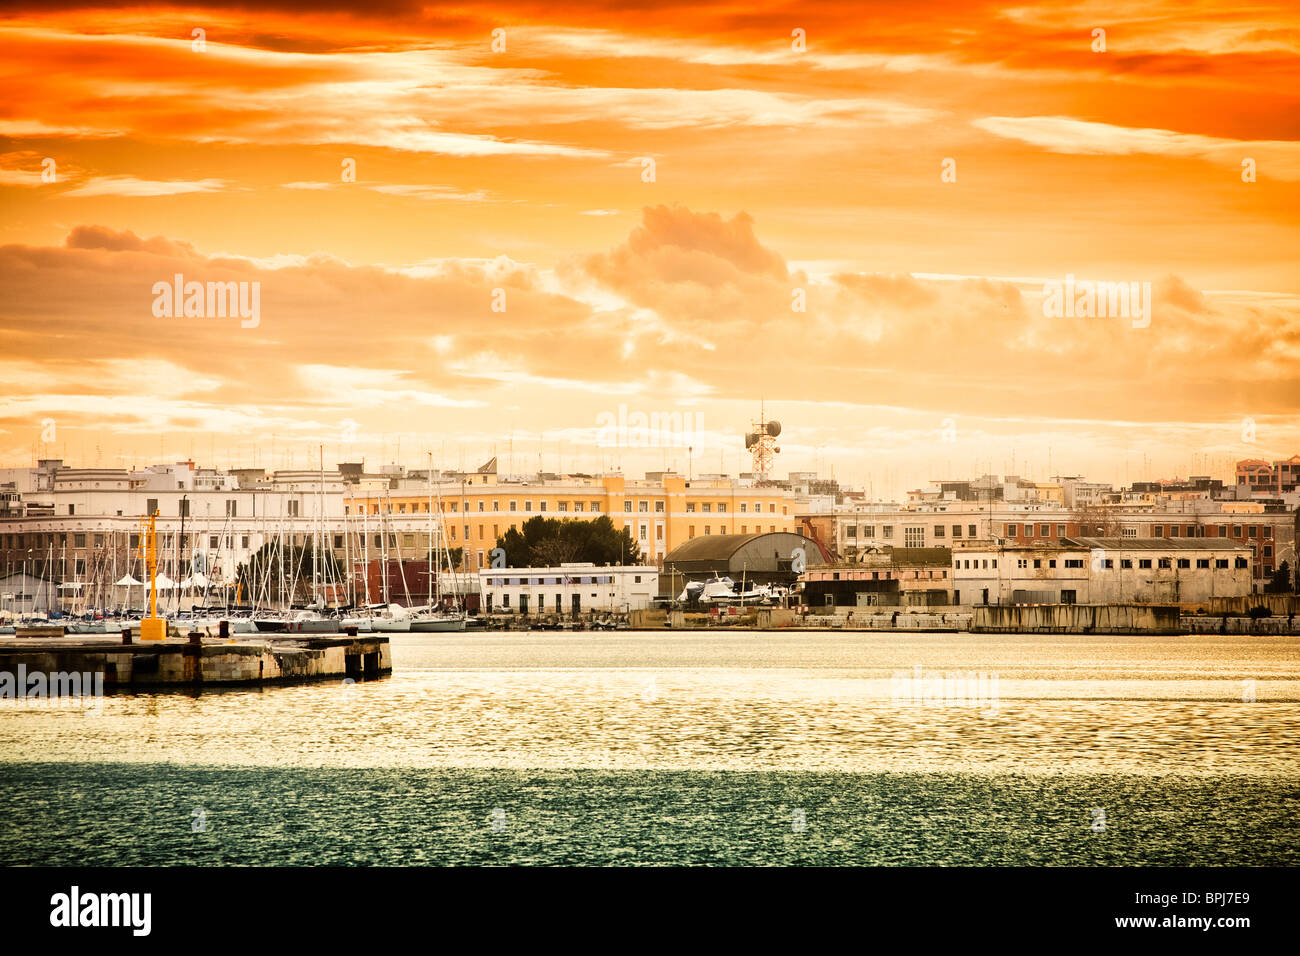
(2, 633, 1297, 865)
(1, 632, 1297, 775)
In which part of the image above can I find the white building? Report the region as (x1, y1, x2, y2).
(951, 537, 1254, 606)
(478, 563, 658, 616)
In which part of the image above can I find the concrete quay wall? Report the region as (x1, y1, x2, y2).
(0, 636, 391, 688)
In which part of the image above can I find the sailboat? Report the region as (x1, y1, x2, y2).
(410, 453, 466, 632)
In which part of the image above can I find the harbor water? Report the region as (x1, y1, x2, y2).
(1, 632, 1297, 865)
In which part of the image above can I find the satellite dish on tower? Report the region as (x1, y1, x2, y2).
(766, 421, 782, 437)
(745, 433, 758, 449)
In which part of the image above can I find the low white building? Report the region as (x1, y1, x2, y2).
(952, 537, 1254, 605)
(478, 563, 658, 616)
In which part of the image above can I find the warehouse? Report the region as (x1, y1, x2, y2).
(951, 537, 1253, 605)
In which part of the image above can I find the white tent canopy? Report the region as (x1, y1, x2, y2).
(180, 572, 210, 589)
(153, 573, 179, 590)
(115, 575, 143, 586)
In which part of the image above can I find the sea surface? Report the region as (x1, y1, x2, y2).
(1, 632, 1297, 865)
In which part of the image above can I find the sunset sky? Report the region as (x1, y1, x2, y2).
(1, 1, 1297, 497)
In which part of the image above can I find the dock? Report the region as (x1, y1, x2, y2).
(0, 630, 391, 689)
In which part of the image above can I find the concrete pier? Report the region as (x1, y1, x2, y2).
(0, 633, 391, 688)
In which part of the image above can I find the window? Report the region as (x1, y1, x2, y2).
(769, 504, 776, 513)
(718, 504, 727, 513)
(1196, 559, 1210, 569)
(1235, 557, 1248, 569)
(656, 526, 663, 540)
(210, 535, 219, 549)
(1039, 524, 1050, 537)
(1056, 525, 1066, 536)
(1177, 558, 1191, 569)
(226, 500, 237, 517)
(1120, 559, 1132, 569)
(1218, 525, 1227, 536)
(591, 503, 601, 513)
(1153, 525, 1163, 537)
(704, 526, 711, 535)
(741, 526, 747, 534)
(702, 503, 712, 513)
(1248, 526, 1258, 538)
(1215, 559, 1228, 569)
(740, 503, 747, 513)
(1033, 559, 1041, 569)
(509, 500, 517, 511)
(624, 501, 633, 512)
(968, 525, 977, 537)
(539, 501, 547, 512)
(558, 502, 568, 512)
(883, 526, 893, 539)
(1232, 525, 1242, 537)
(754, 502, 761, 513)
(404, 534, 415, 547)
(1158, 558, 1172, 569)
(1017, 559, 1027, 569)
(904, 526, 924, 548)
(525, 501, 533, 512)
(1169, 526, 1179, 537)
(242, 535, 250, 549)
(74, 534, 86, 548)
(933, 525, 945, 538)
(146, 498, 158, 516)
(952, 525, 962, 537)
(689, 526, 695, 538)
(655, 501, 665, 513)
(846, 526, 857, 539)
(862, 526, 875, 538)
(1007, 524, 1018, 537)
(478, 501, 485, 512)
(180, 499, 191, 518)
(686, 503, 695, 513)
(1048, 559, 1057, 568)
(574, 502, 584, 512)
(1064, 559, 1084, 568)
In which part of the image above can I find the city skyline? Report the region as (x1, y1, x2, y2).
(2, 1, 1298, 499)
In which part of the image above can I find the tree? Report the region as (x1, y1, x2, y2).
(1265, 561, 1293, 594)
(235, 540, 341, 605)
(1071, 502, 1123, 537)
(495, 516, 641, 568)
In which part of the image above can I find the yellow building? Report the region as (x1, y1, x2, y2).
(344, 473, 800, 570)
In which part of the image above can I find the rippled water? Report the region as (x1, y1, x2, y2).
(2, 632, 1297, 864)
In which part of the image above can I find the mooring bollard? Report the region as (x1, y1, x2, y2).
(219, 619, 229, 640)
(188, 631, 202, 646)
(121, 628, 132, 645)
(345, 626, 358, 637)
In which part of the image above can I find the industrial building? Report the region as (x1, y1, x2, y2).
(951, 537, 1254, 605)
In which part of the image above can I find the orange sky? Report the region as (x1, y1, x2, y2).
(0, 1, 1297, 496)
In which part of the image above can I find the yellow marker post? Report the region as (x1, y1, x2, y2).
(139, 511, 167, 642)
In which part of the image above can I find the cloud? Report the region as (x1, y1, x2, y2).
(60, 175, 231, 197)
(972, 116, 1300, 179)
